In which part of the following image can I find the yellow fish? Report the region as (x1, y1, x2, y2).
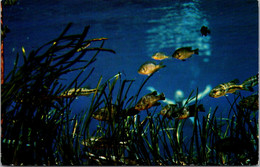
(151, 52, 170, 60)
(172, 47, 199, 61)
(92, 104, 143, 121)
(135, 91, 165, 111)
(59, 87, 96, 97)
(209, 79, 253, 98)
(172, 104, 205, 119)
(138, 61, 166, 76)
(160, 104, 178, 119)
(160, 104, 205, 119)
(92, 105, 120, 121)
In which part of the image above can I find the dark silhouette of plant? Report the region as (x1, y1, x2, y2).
(1, 23, 115, 165)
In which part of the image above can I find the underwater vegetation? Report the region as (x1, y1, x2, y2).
(2, 0, 18, 6)
(1, 23, 259, 165)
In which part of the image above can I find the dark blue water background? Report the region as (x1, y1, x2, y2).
(3, 0, 258, 141)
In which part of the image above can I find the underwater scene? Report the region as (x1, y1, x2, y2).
(1, 0, 259, 165)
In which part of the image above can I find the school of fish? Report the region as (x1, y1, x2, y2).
(63, 25, 258, 124)
(73, 26, 259, 165)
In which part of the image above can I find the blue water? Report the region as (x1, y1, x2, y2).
(3, 0, 258, 140)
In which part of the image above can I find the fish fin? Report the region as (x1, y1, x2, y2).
(160, 64, 166, 68)
(193, 48, 199, 55)
(230, 79, 239, 84)
(154, 102, 161, 106)
(159, 93, 166, 100)
(242, 74, 259, 87)
(181, 59, 186, 61)
(158, 62, 166, 68)
(243, 84, 254, 92)
(182, 47, 192, 50)
(151, 91, 157, 95)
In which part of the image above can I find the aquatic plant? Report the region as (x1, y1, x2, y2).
(3, 0, 19, 6)
(76, 75, 258, 165)
(2, 23, 258, 165)
(1, 23, 115, 165)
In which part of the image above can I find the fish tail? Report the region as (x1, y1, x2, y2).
(193, 48, 199, 55)
(160, 65, 166, 69)
(242, 73, 259, 87)
(242, 83, 254, 92)
(160, 93, 166, 100)
(231, 79, 240, 84)
(151, 91, 157, 95)
(158, 62, 166, 69)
